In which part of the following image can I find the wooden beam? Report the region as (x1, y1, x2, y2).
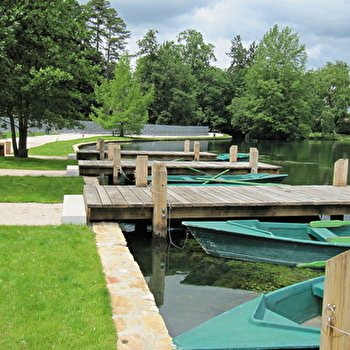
(135, 155, 148, 187)
(151, 163, 167, 237)
(194, 141, 200, 161)
(184, 140, 190, 152)
(230, 145, 238, 162)
(249, 147, 259, 173)
(320, 250, 350, 350)
(113, 145, 121, 184)
(333, 159, 348, 186)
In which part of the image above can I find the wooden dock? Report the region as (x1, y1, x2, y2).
(76, 149, 218, 161)
(79, 160, 282, 177)
(84, 184, 350, 222)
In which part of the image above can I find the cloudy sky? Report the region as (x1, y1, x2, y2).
(80, 0, 350, 70)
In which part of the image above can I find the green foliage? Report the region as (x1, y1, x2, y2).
(312, 61, 350, 135)
(0, 176, 84, 203)
(91, 55, 154, 136)
(0, 0, 100, 157)
(0, 225, 116, 349)
(229, 25, 312, 140)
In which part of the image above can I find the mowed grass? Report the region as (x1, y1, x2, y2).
(0, 176, 85, 203)
(0, 157, 77, 170)
(28, 136, 126, 157)
(0, 225, 117, 350)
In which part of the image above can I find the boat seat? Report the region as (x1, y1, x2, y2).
(308, 227, 338, 242)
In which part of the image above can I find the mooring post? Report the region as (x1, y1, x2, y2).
(107, 143, 114, 160)
(230, 145, 238, 162)
(97, 138, 105, 160)
(194, 141, 200, 161)
(249, 147, 259, 173)
(320, 250, 350, 350)
(333, 159, 348, 186)
(184, 139, 190, 152)
(135, 155, 148, 187)
(151, 162, 167, 237)
(113, 144, 121, 184)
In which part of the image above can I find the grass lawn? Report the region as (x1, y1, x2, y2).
(28, 136, 126, 157)
(0, 225, 117, 350)
(0, 157, 77, 170)
(0, 176, 85, 203)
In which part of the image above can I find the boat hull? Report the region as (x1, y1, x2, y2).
(183, 220, 350, 265)
(173, 276, 324, 350)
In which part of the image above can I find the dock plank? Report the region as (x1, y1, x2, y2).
(84, 185, 350, 222)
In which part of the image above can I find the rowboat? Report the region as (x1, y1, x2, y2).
(149, 173, 288, 185)
(182, 219, 350, 265)
(217, 152, 249, 161)
(172, 276, 324, 350)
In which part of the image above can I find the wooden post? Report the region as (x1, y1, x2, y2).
(333, 159, 348, 186)
(97, 138, 105, 160)
(194, 141, 200, 161)
(107, 143, 114, 160)
(230, 145, 238, 162)
(113, 144, 121, 184)
(5, 141, 11, 154)
(184, 140, 190, 152)
(320, 250, 350, 350)
(151, 162, 167, 237)
(135, 155, 148, 187)
(249, 147, 259, 173)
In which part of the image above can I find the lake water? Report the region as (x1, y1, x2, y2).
(116, 138, 350, 336)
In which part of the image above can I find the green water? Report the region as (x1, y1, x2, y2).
(122, 138, 348, 337)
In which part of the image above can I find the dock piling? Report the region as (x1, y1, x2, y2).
(230, 145, 238, 162)
(97, 138, 105, 160)
(151, 162, 167, 237)
(249, 147, 259, 173)
(113, 145, 121, 184)
(135, 155, 148, 187)
(333, 159, 348, 186)
(194, 141, 200, 161)
(184, 140, 190, 152)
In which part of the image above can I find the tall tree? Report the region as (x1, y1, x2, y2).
(0, 0, 99, 157)
(84, 0, 130, 77)
(91, 55, 154, 136)
(229, 25, 312, 140)
(313, 61, 350, 135)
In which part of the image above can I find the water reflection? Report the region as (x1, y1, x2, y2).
(126, 231, 259, 337)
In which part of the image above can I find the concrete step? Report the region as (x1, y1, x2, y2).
(62, 195, 86, 225)
(66, 165, 79, 176)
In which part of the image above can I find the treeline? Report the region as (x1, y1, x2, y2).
(1, 0, 350, 157)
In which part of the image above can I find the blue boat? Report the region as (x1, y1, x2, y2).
(217, 152, 249, 161)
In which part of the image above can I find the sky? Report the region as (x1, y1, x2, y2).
(79, 0, 350, 70)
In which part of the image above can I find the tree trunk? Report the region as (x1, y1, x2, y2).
(9, 115, 18, 157)
(17, 116, 28, 158)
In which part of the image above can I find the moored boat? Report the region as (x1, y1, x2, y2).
(172, 276, 324, 350)
(149, 173, 288, 185)
(217, 152, 249, 161)
(182, 219, 350, 265)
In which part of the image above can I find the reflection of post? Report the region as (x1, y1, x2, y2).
(113, 145, 121, 184)
(148, 237, 167, 307)
(249, 147, 259, 173)
(152, 162, 167, 237)
(230, 145, 238, 162)
(194, 141, 200, 161)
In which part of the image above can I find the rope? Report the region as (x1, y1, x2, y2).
(167, 201, 188, 250)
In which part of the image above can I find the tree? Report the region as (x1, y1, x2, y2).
(83, 0, 130, 78)
(229, 25, 312, 140)
(0, 0, 100, 157)
(313, 61, 350, 135)
(91, 55, 154, 136)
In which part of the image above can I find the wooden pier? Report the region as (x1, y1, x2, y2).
(79, 160, 282, 177)
(84, 184, 350, 222)
(76, 149, 218, 161)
